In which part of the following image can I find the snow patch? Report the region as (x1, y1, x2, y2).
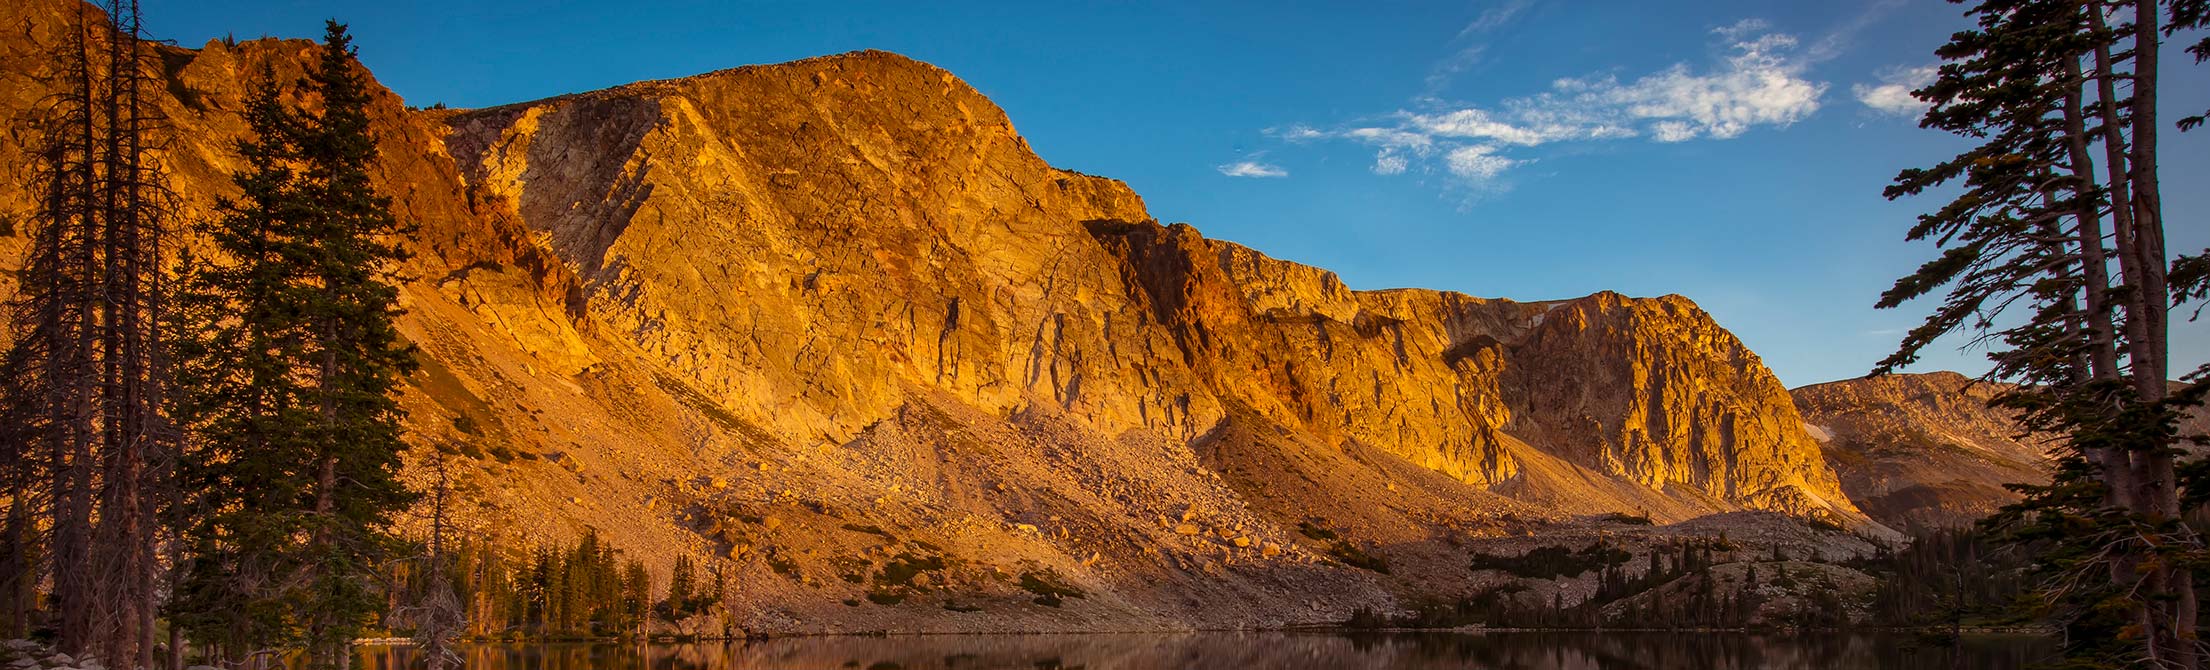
(1800, 422, 1833, 442)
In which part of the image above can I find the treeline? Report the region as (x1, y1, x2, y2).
(1354, 526, 2185, 634)
(1856, 528, 2034, 629)
(0, 6, 666, 669)
(383, 532, 737, 641)
(1353, 537, 1826, 630)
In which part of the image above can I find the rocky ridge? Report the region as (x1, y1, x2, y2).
(1, 0, 1878, 631)
(1793, 372, 2210, 531)
(1791, 372, 2052, 530)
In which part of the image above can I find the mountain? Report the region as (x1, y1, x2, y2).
(1794, 372, 2210, 531)
(0, 0, 1875, 631)
(1791, 373, 2051, 530)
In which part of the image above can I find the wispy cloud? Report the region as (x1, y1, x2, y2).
(1293, 18, 1824, 189)
(1457, 0, 1534, 38)
(1217, 160, 1289, 178)
(1806, 0, 1906, 62)
(1852, 64, 1936, 117)
(1425, 0, 1535, 96)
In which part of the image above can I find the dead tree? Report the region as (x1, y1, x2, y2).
(0, 1, 176, 665)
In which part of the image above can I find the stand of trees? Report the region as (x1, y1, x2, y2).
(0, 1, 176, 668)
(1874, 1, 2207, 667)
(163, 20, 420, 670)
(381, 531, 732, 642)
(1358, 538, 1785, 630)
(1859, 528, 2036, 630)
(0, 7, 584, 668)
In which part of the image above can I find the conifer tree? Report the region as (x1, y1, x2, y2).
(285, 21, 419, 666)
(169, 67, 311, 664)
(171, 21, 417, 669)
(1879, 1, 2206, 666)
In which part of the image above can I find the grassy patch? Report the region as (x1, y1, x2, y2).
(766, 552, 801, 579)
(412, 353, 505, 445)
(1596, 511, 1654, 525)
(649, 371, 777, 448)
(1297, 521, 1388, 574)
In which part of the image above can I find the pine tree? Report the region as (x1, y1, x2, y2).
(169, 67, 314, 663)
(1877, 1, 2207, 666)
(284, 20, 420, 666)
(622, 561, 651, 638)
(405, 456, 463, 670)
(170, 21, 417, 668)
(666, 554, 696, 619)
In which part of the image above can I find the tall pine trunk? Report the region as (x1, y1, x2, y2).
(2086, 3, 2195, 667)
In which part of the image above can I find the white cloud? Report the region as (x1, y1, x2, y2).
(1344, 127, 1435, 152)
(1552, 30, 1824, 141)
(1372, 152, 1409, 175)
(1651, 121, 1696, 143)
(1712, 18, 1771, 41)
(1852, 65, 1936, 117)
(1268, 123, 1327, 142)
(1445, 145, 1515, 183)
(1289, 18, 1824, 188)
(1217, 160, 1289, 178)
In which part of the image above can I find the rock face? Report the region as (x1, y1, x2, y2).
(1791, 372, 2052, 530)
(0, 0, 1868, 631)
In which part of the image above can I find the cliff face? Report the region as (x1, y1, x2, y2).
(0, 0, 1868, 631)
(432, 48, 1859, 524)
(1791, 372, 2051, 530)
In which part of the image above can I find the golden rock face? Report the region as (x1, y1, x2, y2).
(1791, 372, 2053, 530)
(0, 0, 1875, 630)
(433, 49, 1871, 529)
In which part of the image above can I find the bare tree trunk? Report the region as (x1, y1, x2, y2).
(52, 3, 103, 655)
(2060, 56, 2131, 500)
(2086, 3, 2195, 667)
(2126, 2, 2195, 666)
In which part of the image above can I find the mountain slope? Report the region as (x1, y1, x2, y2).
(1794, 372, 2210, 531)
(1792, 373, 2051, 530)
(0, 0, 1868, 631)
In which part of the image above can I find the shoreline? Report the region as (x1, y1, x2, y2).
(351, 625, 2055, 646)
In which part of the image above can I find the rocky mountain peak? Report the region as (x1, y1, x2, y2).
(0, 0, 1878, 630)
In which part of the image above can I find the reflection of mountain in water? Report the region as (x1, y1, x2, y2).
(353, 632, 2050, 670)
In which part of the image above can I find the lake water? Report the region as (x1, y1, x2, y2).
(351, 632, 2054, 669)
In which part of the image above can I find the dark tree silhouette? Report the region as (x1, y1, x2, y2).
(0, 1, 176, 665)
(1878, 1, 2207, 667)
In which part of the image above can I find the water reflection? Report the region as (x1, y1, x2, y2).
(353, 632, 2054, 670)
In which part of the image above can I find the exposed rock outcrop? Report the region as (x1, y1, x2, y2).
(1791, 372, 2051, 530)
(0, 0, 1872, 630)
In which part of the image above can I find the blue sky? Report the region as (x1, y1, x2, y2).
(151, 0, 2208, 387)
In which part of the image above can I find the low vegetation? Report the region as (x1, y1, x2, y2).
(1467, 542, 1630, 579)
(1017, 571, 1086, 607)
